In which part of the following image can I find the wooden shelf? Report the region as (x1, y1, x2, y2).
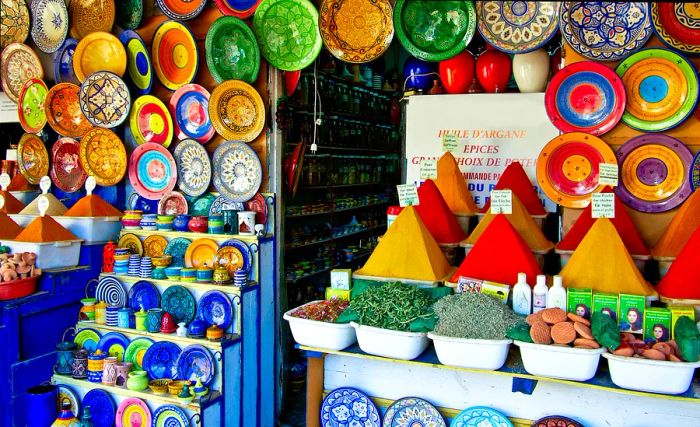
(285, 225, 385, 251)
(119, 229, 261, 243)
(100, 273, 245, 296)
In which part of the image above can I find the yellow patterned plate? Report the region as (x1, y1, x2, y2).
(214, 246, 244, 276)
(17, 133, 49, 185)
(79, 127, 127, 186)
(73, 32, 127, 82)
(151, 20, 198, 90)
(143, 235, 169, 258)
(208, 80, 265, 142)
(184, 238, 218, 268)
(69, 0, 116, 40)
(0, 43, 43, 103)
(0, 0, 30, 50)
(118, 233, 144, 256)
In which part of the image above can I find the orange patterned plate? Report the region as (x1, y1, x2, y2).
(18, 78, 48, 134)
(152, 20, 198, 90)
(73, 32, 127, 82)
(209, 80, 265, 142)
(50, 137, 87, 193)
(156, 0, 208, 20)
(17, 133, 49, 185)
(0, 43, 43, 103)
(184, 238, 219, 268)
(143, 235, 169, 258)
(214, 245, 244, 276)
(45, 83, 92, 138)
(69, 0, 115, 40)
(79, 127, 127, 186)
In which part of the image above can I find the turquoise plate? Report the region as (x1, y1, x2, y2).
(164, 237, 192, 268)
(450, 406, 513, 427)
(161, 285, 196, 325)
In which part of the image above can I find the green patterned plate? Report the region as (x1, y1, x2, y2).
(206, 16, 260, 84)
(116, 0, 143, 30)
(190, 193, 217, 216)
(73, 328, 101, 352)
(394, 0, 477, 61)
(124, 337, 154, 371)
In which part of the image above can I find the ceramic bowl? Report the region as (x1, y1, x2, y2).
(149, 379, 172, 395)
(180, 268, 196, 278)
(164, 266, 181, 279)
(114, 254, 130, 261)
(167, 380, 191, 397)
(188, 319, 208, 337)
(152, 256, 172, 267)
(121, 218, 141, 227)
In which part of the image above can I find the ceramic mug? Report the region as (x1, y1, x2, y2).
(54, 341, 77, 375)
(71, 349, 88, 379)
(222, 209, 238, 234)
(238, 211, 256, 235)
(102, 357, 118, 386)
(147, 308, 164, 333)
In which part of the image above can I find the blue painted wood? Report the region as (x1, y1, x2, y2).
(241, 284, 260, 425)
(258, 237, 278, 427)
(223, 339, 243, 426)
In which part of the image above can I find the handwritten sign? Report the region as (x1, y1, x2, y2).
(419, 159, 437, 179)
(37, 195, 49, 217)
(490, 189, 513, 214)
(598, 163, 619, 186)
(592, 192, 615, 218)
(442, 134, 458, 152)
(0, 173, 10, 191)
(85, 176, 96, 195)
(397, 184, 419, 207)
(39, 176, 51, 194)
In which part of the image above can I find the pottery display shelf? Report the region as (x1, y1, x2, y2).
(99, 273, 248, 296)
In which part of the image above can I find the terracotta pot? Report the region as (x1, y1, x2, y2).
(188, 216, 208, 233)
(439, 51, 475, 94)
(512, 49, 550, 93)
(476, 50, 512, 93)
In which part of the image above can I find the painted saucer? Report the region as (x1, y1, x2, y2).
(56, 385, 80, 417)
(73, 328, 101, 352)
(128, 193, 159, 214)
(532, 415, 583, 427)
(51, 137, 87, 193)
(30, 0, 69, 54)
(79, 127, 127, 186)
(196, 290, 233, 330)
(129, 142, 178, 200)
(152, 405, 188, 427)
(216, 239, 252, 274)
(450, 406, 513, 427)
(651, 3, 700, 55)
(209, 195, 245, 216)
(156, 0, 208, 21)
(68, 0, 115, 39)
(214, 0, 263, 18)
(143, 235, 169, 258)
(245, 192, 268, 225)
(81, 389, 115, 427)
(96, 331, 130, 361)
(169, 84, 215, 144)
(17, 133, 49, 185)
(185, 238, 219, 268)
(176, 344, 215, 386)
(1, 0, 30, 50)
(119, 30, 153, 96)
(320, 387, 380, 427)
(45, 82, 92, 138)
(383, 397, 445, 427)
(142, 341, 181, 380)
(0, 43, 43, 103)
(18, 78, 48, 134)
(206, 16, 260, 84)
(128, 280, 161, 311)
(158, 191, 188, 216)
(95, 276, 128, 307)
(209, 79, 265, 142)
(173, 139, 212, 198)
(53, 38, 79, 84)
(692, 151, 700, 191)
(161, 285, 196, 325)
(191, 193, 217, 216)
(212, 141, 263, 202)
(164, 237, 192, 268)
(152, 20, 198, 90)
(129, 95, 174, 147)
(118, 232, 144, 256)
(477, 1, 559, 54)
(79, 71, 131, 128)
(72, 31, 127, 82)
(115, 397, 151, 427)
(124, 338, 154, 371)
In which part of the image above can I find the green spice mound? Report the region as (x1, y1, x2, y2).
(350, 282, 433, 332)
(433, 292, 522, 340)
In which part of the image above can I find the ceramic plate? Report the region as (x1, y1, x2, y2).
(96, 331, 130, 362)
(124, 337, 154, 371)
(118, 233, 145, 256)
(159, 191, 188, 216)
(169, 84, 215, 144)
(79, 71, 131, 128)
(129, 143, 178, 200)
(197, 290, 233, 330)
(560, 2, 652, 62)
(616, 48, 699, 132)
(142, 341, 181, 380)
(143, 235, 169, 258)
(209, 80, 265, 142)
(692, 151, 700, 191)
(53, 38, 79, 84)
(161, 285, 196, 325)
(117, 0, 143, 30)
(212, 141, 263, 202)
(245, 192, 268, 225)
(185, 238, 219, 268)
(536, 132, 616, 208)
(51, 137, 87, 193)
(17, 133, 49, 185)
(68, 0, 115, 40)
(206, 16, 260, 84)
(214, 0, 263, 18)
(73, 328, 101, 352)
(192, 193, 217, 216)
(164, 237, 192, 268)
(217, 239, 252, 274)
(176, 344, 215, 386)
(30, 0, 68, 53)
(173, 139, 212, 198)
(253, 0, 323, 71)
(451, 406, 513, 427)
(652, 3, 700, 55)
(320, 387, 380, 427)
(209, 195, 245, 216)
(394, 0, 477, 61)
(45, 83, 92, 138)
(0, 0, 29, 50)
(477, 1, 559, 54)
(152, 20, 198, 90)
(119, 30, 153, 96)
(532, 416, 583, 427)
(96, 276, 128, 307)
(72, 31, 127, 82)
(81, 389, 115, 427)
(152, 405, 189, 427)
(157, 0, 207, 20)
(56, 385, 80, 417)
(116, 397, 151, 427)
(79, 127, 127, 186)
(0, 43, 43, 103)
(615, 134, 693, 213)
(129, 193, 159, 214)
(130, 95, 174, 147)
(18, 78, 48, 134)
(128, 280, 161, 311)
(383, 397, 445, 427)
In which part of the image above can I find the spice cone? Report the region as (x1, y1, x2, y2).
(0, 190, 25, 214)
(19, 193, 67, 215)
(434, 152, 478, 215)
(480, 161, 547, 216)
(0, 213, 23, 239)
(656, 226, 700, 299)
(415, 179, 467, 244)
(14, 215, 78, 242)
(652, 190, 700, 258)
(64, 194, 122, 217)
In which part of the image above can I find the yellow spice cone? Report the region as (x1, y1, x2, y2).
(652, 190, 700, 258)
(356, 206, 451, 281)
(560, 218, 657, 297)
(434, 152, 478, 215)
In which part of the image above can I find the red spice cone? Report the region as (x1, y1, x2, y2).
(415, 179, 467, 244)
(480, 162, 547, 216)
(656, 226, 700, 299)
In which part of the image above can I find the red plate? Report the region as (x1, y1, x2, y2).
(245, 192, 267, 225)
(652, 3, 700, 54)
(158, 191, 188, 215)
(51, 137, 87, 193)
(128, 142, 177, 200)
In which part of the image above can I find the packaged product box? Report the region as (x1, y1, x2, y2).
(330, 269, 352, 290)
(643, 307, 672, 343)
(592, 292, 619, 324)
(618, 293, 646, 334)
(456, 276, 510, 304)
(669, 305, 696, 340)
(567, 288, 593, 320)
(325, 288, 350, 301)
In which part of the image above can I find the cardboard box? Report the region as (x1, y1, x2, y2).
(567, 288, 592, 320)
(619, 294, 646, 334)
(669, 305, 696, 340)
(593, 292, 620, 324)
(330, 269, 352, 290)
(325, 288, 350, 301)
(644, 307, 672, 343)
(456, 276, 510, 304)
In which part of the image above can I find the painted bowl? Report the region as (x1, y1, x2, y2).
(164, 266, 181, 279)
(167, 380, 191, 397)
(148, 379, 172, 395)
(152, 256, 172, 267)
(180, 268, 196, 278)
(121, 218, 141, 227)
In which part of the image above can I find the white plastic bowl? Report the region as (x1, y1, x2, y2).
(2, 239, 82, 269)
(514, 340, 605, 381)
(54, 216, 122, 243)
(8, 214, 36, 227)
(602, 353, 700, 395)
(428, 333, 511, 370)
(283, 301, 356, 351)
(351, 322, 429, 360)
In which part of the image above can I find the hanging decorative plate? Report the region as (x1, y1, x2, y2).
(151, 20, 199, 90)
(651, 3, 700, 55)
(161, 285, 196, 325)
(173, 139, 211, 198)
(615, 48, 699, 132)
(95, 276, 128, 307)
(130, 95, 174, 147)
(96, 332, 130, 361)
(68, 0, 115, 40)
(159, 191, 188, 216)
(476, 1, 559, 54)
(116, 397, 151, 427)
(532, 416, 583, 427)
(209, 80, 265, 142)
(164, 237, 192, 268)
(192, 194, 217, 216)
(394, 0, 477, 61)
(117, 0, 143, 30)
(53, 38, 79, 84)
(560, 2, 652, 62)
(157, 0, 207, 21)
(81, 389, 115, 427)
(124, 337, 154, 371)
(128, 280, 161, 311)
(152, 405, 190, 427)
(118, 233, 144, 256)
(18, 78, 48, 134)
(536, 132, 617, 208)
(79, 71, 131, 128)
(45, 83, 92, 138)
(0, 0, 30, 50)
(450, 406, 513, 427)
(615, 134, 693, 213)
(692, 152, 700, 191)
(142, 341, 181, 380)
(0, 43, 43, 104)
(51, 137, 88, 193)
(169, 84, 215, 144)
(219, 239, 252, 273)
(72, 32, 127, 82)
(176, 344, 215, 386)
(252, 0, 323, 71)
(212, 141, 263, 202)
(128, 143, 178, 200)
(129, 193, 159, 214)
(118, 30, 153, 96)
(185, 238, 219, 268)
(79, 127, 127, 186)
(30, 0, 69, 54)
(17, 133, 49, 186)
(197, 290, 233, 330)
(56, 385, 80, 417)
(244, 192, 268, 225)
(545, 61, 626, 136)
(143, 235, 169, 258)
(320, 387, 380, 427)
(318, 0, 394, 63)
(73, 328, 101, 352)
(214, 245, 245, 276)
(209, 195, 245, 216)
(214, 0, 263, 18)
(206, 16, 260, 84)
(383, 397, 445, 427)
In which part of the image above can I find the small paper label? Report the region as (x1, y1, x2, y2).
(85, 176, 96, 195)
(0, 194, 4, 210)
(37, 195, 49, 217)
(598, 163, 619, 186)
(419, 159, 437, 179)
(490, 189, 513, 214)
(0, 91, 19, 123)
(592, 192, 615, 218)
(39, 176, 51, 194)
(442, 134, 458, 152)
(397, 184, 419, 207)
(0, 173, 10, 191)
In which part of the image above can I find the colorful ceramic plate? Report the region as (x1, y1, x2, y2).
(142, 341, 181, 380)
(128, 280, 161, 311)
(560, 2, 652, 62)
(615, 134, 693, 213)
(319, 0, 394, 63)
(245, 193, 268, 225)
(383, 397, 445, 427)
(209, 80, 265, 142)
(536, 132, 617, 208)
(129, 143, 178, 200)
(96, 331, 130, 361)
(451, 406, 513, 427)
(164, 237, 192, 268)
(18, 78, 48, 134)
(119, 30, 153, 96)
(691, 151, 700, 191)
(53, 38, 79, 84)
(185, 238, 219, 268)
(159, 191, 188, 216)
(173, 139, 212, 198)
(118, 233, 144, 256)
(68, 0, 115, 40)
(116, 397, 151, 427)
(51, 137, 87, 193)
(477, 1, 559, 54)
(130, 95, 174, 147)
(56, 385, 80, 417)
(143, 235, 169, 258)
(215, 239, 252, 275)
(651, 3, 700, 55)
(79, 71, 131, 128)
(81, 389, 115, 427)
(320, 387, 380, 427)
(545, 61, 626, 136)
(252, 0, 323, 71)
(532, 416, 583, 427)
(616, 48, 699, 132)
(394, 0, 477, 61)
(169, 84, 215, 144)
(206, 16, 260, 84)
(190, 194, 215, 216)
(30, 0, 69, 53)
(212, 141, 263, 202)
(96, 276, 128, 307)
(0, 43, 43, 103)
(79, 127, 127, 186)
(197, 290, 233, 330)
(17, 133, 49, 185)
(152, 405, 189, 427)
(72, 31, 127, 82)
(209, 195, 245, 216)
(124, 337, 154, 371)
(157, 0, 207, 20)
(176, 344, 215, 386)
(0, 0, 29, 50)
(152, 20, 198, 90)
(161, 285, 196, 325)
(45, 82, 92, 138)
(73, 328, 101, 352)
(117, 0, 143, 30)
(129, 193, 159, 214)
(214, 0, 263, 18)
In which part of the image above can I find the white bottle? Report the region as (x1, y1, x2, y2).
(547, 275, 567, 311)
(532, 274, 548, 313)
(512, 272, 532, 316)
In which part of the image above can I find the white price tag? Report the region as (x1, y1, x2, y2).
(490, 189, 513, 214)
(397, 184, 419, 207)
(419, 159, 437, 180)
(85, 176, 96, 195)
(592, 192, 615, 218)
(0, 173, 10, 191)
(39, 176, 51, 194)
(442, 134, 458, 152)
(598, 163, 619, 186)
(37, 195, 49, 217)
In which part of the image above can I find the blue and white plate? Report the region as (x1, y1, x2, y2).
(54, 38, 79, 84)
(127, 280, 161, 311)
(164, 237, 192, 268)
(321, 387, 380, 427)
(56, 385, 80, 416)
(96, 332, 130, 361)
(173, 138, 212, 198)
(209, 195, 245, 216)
(384, 397, 445, 427)
(219, 239, 252, 274)
(142, 341, 181, 380)
(197, 290, 233, 330)
(450, 406, 513, 427)
(128, 192, 159, 213)
(152, 404, 190, 427)
(95, 276, 127, 307)
(161, 285, 196, 325)
(81, 389, 115, 427)
(177, 344, 215, 386)
(211, 141, 263, 203)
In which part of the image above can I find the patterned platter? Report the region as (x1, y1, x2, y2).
(118, 232, 144, 255)
(128, 280, 161, 311)
(95, 276, 127, 307)
(130, 95, 174, 147)
(30, 0, 69, 54)
(0, 43, 43, 103)
(0, 0, 30, 50)
(212, 141, 263, 202)
(72, 31, 127, 82)
(209, 195, 245, 216)
(17, 133, 49, 185)
(73, 328, 101, 352)
(81, 390, 116, 427)
(206, 16, 260, 84)
(79, 127, 127, 186)
(158, 191, 188, 216)
(50, 137, 87, 193)
(209, 80, 265, 142)
(161, 285, 196, 325)
(128, 142, 178, 200)
(117, 0, 143, 30)
(176, 344, 215, 386)
(320, 387, 380, 427)
(252, 0, 323, 71)
(318, 0, 394, 63)
(192, 193, 217, 216)
(152, 405, 190, 427)
(56, 385, 80, 418)
(142, 341, 181, 380)
(68, 0, 115, 40)
(156, 0, 208, 20)
(124, 337, 154, 371)
(245, 193, 268, 225)
(184, 238, 219, 268)
(615, 134, 693, 213)
(45, 82, 92, 138)
(214, 0, 263, 18)
(214, 240, 250, 276)
(169, 84, 215, 144)
(96, 332, 130, 361)
(18, 78, 48, 134)
(652, 3, 700, 55)
(545, 61, 626, 136)
(536, 132, 617, 208)
(383, 397, 445, 427)
(450, 406, 513, 427)
(560, 2, 652, 62)
(79, 71, 131, 128)
(197, 290, 233, 330)
(53, 38, 79, 84)
(143, 235, 169, 258)
(394, 0, 477, 61)
(119, 30, 153, 96)
(477, 1, 559, 53)
(152, 20, 199, 90)
(173, 139, 212, 197)
(115, 397, 151, 427)
(615, 48, 699, 132)
(692, 151, 700, 191)
(532, 416, 584, 427)
(164, 237, 192, 267)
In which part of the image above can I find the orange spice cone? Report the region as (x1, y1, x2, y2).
(434, 152, 478, 215)
(652, 190, 700, 258)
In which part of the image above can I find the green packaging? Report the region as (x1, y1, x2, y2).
(618, 293, 645, 334)
(669, 305, 695, 340)
(643, 307, 672, 343)
(567, 288, 592, 320)
(593, 292, 619, 324)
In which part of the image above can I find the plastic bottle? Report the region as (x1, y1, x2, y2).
(511, 272, 532, 316)
(547, 275, 567, 311)
(532, 274, 548, 313)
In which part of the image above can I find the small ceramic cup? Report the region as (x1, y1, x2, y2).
(238, 211, 256, 235)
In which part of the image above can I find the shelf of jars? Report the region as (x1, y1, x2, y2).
(286, 199, 392, 218)
(285, 222, 386, 251)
